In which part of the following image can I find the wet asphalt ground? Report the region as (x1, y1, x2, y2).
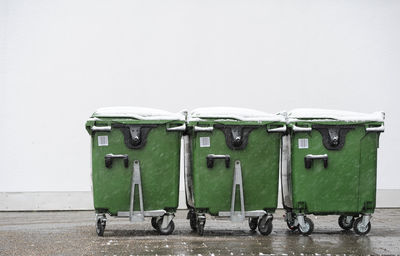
(0, 209, 399, 255)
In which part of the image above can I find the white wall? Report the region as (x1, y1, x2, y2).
(1, 1, 399, 200)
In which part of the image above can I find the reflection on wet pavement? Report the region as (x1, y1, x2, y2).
(0, 209, 399, 255)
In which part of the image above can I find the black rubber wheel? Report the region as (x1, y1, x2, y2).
(285, 212, 297, 231)
(151, 217, 159, 231)
(353, 217, 371, 236)
(96, 218, 106, 236)
(338, 215, 354, 230)
(249, 217, 259, 231)
(157, 218, 175, 235)
(298, 216, 314, 236)
(258, 215, 273, 236)
(286, 220, 298, 231)
(197, 218, 205, 236)
(190, 215, 197, 231)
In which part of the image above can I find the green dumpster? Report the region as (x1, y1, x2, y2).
(85, 107, 185, 236)
(184, 107, 286, 236)
(281, 109, 385, 235)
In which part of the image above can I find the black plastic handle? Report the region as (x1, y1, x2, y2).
(206, 154, 231, 168)
(304, 154, 328, 169)
(105, 154, 129, 168)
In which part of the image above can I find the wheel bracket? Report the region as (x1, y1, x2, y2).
(361, 214, 371, 227)
(161, 214, 175, 229)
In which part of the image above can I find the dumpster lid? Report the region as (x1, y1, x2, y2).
(288, 108, 385, 122)
(189, 107, 285, 122)
(92, 107, 185, 121)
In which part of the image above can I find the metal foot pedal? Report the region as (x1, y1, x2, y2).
(230, 160, 245, 222)
(129, 160, 144, 222)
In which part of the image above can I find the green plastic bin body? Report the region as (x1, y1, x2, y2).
(86, 107, 184, 216)
(186, 108, 286, 216)
(282, 109, 384, 216)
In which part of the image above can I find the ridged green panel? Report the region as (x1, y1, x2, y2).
(89, 123, 181, 215)
(191, 124, 281, 215)
(290, 124, 380, 215)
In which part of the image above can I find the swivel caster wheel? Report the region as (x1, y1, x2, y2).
(96, 215, 106, 237)
(249, 217, 259, 231)
(285, 212, 298, 231)
(286, 220, 298, 231)
(298, 216, 314, 236)
(151, 217, 160, 231)
(353, 217, 371, 236)
(338, 215, 355, 230)
(197, 216, 206, 236)
(187, 210, 197, 231)
(190, 215, 197, 231)
(258, 215, 273, 236)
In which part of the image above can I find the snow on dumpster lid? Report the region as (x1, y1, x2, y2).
(92, 107, 185, 121)
(288, 108, 385, 122)
(189, 107, 285, 122)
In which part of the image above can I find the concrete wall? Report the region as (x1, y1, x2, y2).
(1, 0, 399, 210)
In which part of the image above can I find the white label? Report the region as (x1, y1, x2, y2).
(298, 138, 308, 149)
(199, 137, 210, 147)
(98, 136, 109, 146)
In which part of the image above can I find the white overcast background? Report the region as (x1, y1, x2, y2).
(0, 0, 399, 193)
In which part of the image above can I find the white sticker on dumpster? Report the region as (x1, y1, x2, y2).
(298, 138, 308, 149)
(98, 136, 109, 146)
(200, 137, 210, 147)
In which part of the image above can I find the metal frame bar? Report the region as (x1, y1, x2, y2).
(129, 160, 144, 222)
(292, 124, 312, 132)
(230, 160, 245, 222)
(366, 124, 384, 132)
(166, 123, 186, 131)
(117, 210, 166, 217)
(194, 126, 214, 132)
(218, 210, 267, 218)
(267, 125, 287, 133)
(91, 125, 111, 132)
